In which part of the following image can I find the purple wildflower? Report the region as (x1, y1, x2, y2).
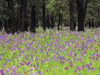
(64, 66, 68, 70)
(20, 61, 24, 65)
(91, 67, 95, 70)
(0, 69, 4, 75)
(74, 68, 77, 72)
(89, 56, 92, 59)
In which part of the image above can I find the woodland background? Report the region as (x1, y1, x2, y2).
(0, 0, 100, 34)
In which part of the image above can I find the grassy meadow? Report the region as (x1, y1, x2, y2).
(0, 27, 100, 75)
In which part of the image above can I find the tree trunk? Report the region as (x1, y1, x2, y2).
(51, 15, 54, 29)
(64, 19, 67, 27)
(74, 21, 76, 30)
(21, 0, 27, 32)
(89, 18, 91, 28)
(92, 18, 94, 28)
(30, 6, 36, 33)
(69, 0, 74, 31)
(25, 19, 29, 31)
(5, 0, 17, 34)
(17, 0, 22, 32)
(43, 0, 46, 32)
(46, 10, 50, 29)
(77, 0, 88, 31)
(61, 14, 63, 30)
(58, 9, 61, 31)
(4, 19, 11, 34)
(0, 21, 2, 31)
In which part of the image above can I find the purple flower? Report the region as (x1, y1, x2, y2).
(91, 53, 95, 56)
(27, 46, 31, 49)
(35, 58, 38, 61)
(89, 62, 92, 65)
(59, 60, 63, 63)
(64, 66, 68, 70)
(26, 60, 31, 65)
(30, 67, 34, 71)
(81, 65, 85, 69)
(96, 57, 98, 60)
(36, 65, 39, 68)
(98, 43, 100, 46)
(63, 57, 65, 60)
(98, 67, 100, 69)
(20, 61, 24, 65)
(46, 69, 48, 71)
(0, 69, 4, 75)
(77, 65, 80, 69)
(10, 71, 15, 75)
(74, 54, 77, 56)
(41, 59, 45, 62)
(69, 63, 73, 67)
(89, 56, 92, 59)
(74, 68, 77, 72)
(97, 73, 100, 75)
(30, 71, 37, 75)
(91, 67, 95, 70)
(38, 70, 43, 74)
(47, 58, 50, 61)
(17, 73, 22, 75)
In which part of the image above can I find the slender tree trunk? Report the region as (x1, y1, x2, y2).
(51, 15, 54, 29)
(0, 21, 2, 31)
(17, 0, 22, 32)
(64, 19, 67, 27)
(89, 18, 91, 28)
(92, 18, 94, 28)
(58, 8, 61, 31)
(69, 0, 74, 31)
(30, 6, 36, 33)
(25, 19, 29, 31)
(74, 21, 76, 30)
(21, 0, 27, 32)
(47, 10, 50, 29)
(60, 14, 63, 30)
(43, 0, 46, 32)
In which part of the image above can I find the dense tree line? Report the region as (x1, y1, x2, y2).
(0, 0, 100, 34)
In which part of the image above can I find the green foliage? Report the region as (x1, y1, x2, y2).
(14, 3, 22, 9)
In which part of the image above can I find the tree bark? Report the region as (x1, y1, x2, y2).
(69, 0, 74, 31)
(17, 0, 22, 32)
(43, 0, 46, 32)
(76, 0, 88, 31)
(89, 18, 91, 28)
(61, 14, 63, 30)
(58, 8, 61, 31)
(21, 0, 27, 32)
(51, 15, 54, 29)
(92, 18, 94, 28)
(0, 21, 2, 31)
(30, 6, 36, 33)
(5, 0, 17, 34)
(46, 10, 50, 29)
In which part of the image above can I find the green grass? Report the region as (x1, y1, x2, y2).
(0, 27, 100, 75)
